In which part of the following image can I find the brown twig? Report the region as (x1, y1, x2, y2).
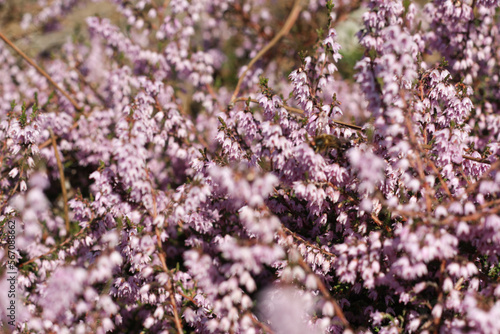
(371, 213, 391, 233)
(233, 99, 490, 162)
(0, 31, 82, 111)
(177, 290, 197, 305)
(458, 166, 472, 187)
(37, 67, 104, 150)
(283, 104, 364, 131)
(232, 97, 364, 131)
(462, 155, 491, 165)
(277, 229, 350, 329)
(404, 115, 432, 213)
(282, 226, 336, 258)
(151, 190, 183, 334)
(230, 0, 303, 103)
(296, 255, 350, 328)
(247, 312, 275, 334)
(163, 0, 171, 11)
(426, 158, 453, 199)
(39, 121, 80, 149)
(155, 226, 184, 334)
(443, 202, 500, 224)
(49, 129, 70, 231)
(176, 271, 275, 333)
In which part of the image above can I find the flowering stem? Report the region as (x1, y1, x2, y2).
(233, 97, 364, 131)
(49, 128, 70, 232)
(39, 121, 79, 149)
(465, 160, 500, 195)
(297, 254, 350, 328)
(75, 65, 108, 106)
(230, 0, 303, 103)
(282, 225, 337, 258)
(19, 225, 88, 268)
(404, 115, 432, 213)
(277, 229, 350, 329)
(0, 31, 82, 111)
(233, 97, 490, 164)
(155, 226, 184, 334)
(151, 190, 183, 333)
(426, 158, 453, 199)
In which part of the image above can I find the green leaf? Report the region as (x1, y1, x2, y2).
(326, 0, 335, 11)
(43, 91, 55, 109)
(218, 116, 227, 128)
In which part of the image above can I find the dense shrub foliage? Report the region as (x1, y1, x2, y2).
(1, 0, 500, 333)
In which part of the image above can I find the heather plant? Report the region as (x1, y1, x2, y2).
(0, 0, 499, 333)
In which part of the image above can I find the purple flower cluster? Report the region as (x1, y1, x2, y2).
(1, 0, 500, 333)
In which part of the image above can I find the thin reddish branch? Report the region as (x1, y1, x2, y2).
(462, 154, 491, 164)
(277, 229, 351, 329)
(230, 0, 303, 103)
(49, 129, 70, 231)
(282, 225, 337, 258)
(155, 226, 184, 334)
(405, 115, 433, 213)
(371, 213, 391, 233)
(0, 31, 82, 111)
(426, 157, 454, 199)
(152, 191, 183, 334)
(233, 97, 364, 131)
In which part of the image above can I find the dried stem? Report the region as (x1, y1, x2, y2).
(426, 158, 453, 199)
(371, 213, 391, 233)
(230, 0, 303, 103)
(0, 31, 82, 111)
(232, 99, 491, 164)
(38, 67, 104, 150)
(282, 225, 336, 258)
(277, 229, 350, 329)
(39, 121, 79, 149)
(233, 97, 364, 131)
(458, 166, 472, 187)
(462, 154, 491, 164)
(155, 227, 184, 334)
(283, 104, 364, 130)
(248, 312, 275, 334)
(296, 256, 350, 328)
(151, 191, 183, 334)
(49, 129, 70, 231)
(176, 273, 275, 333)
(405, 116, 433, 213)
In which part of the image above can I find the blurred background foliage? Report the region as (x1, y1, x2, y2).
(0, 0, 365, 83)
